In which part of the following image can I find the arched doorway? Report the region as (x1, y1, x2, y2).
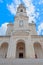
(0, 42, 8, 58)
(34, 42, 43, 59)
(16, 40, 25, 58)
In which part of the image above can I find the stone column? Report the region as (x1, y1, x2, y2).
(25, 39, 35, 59)
(7, 37, 16, 58)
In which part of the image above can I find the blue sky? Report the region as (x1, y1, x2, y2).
(0, 0, 43, 35)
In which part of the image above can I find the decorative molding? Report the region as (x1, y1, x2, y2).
(12, 30, 29, 36)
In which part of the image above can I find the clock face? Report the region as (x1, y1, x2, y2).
(19, 20, 23, 27)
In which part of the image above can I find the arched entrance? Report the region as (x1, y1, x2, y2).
(0, 42, 8, 58)
(34, 42, 43, 59)
(16, 40, 25, 58)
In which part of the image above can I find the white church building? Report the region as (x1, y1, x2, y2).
(0, 4, 43, 60)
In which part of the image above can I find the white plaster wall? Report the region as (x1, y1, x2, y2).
(6, 24, 14, 35)
(0, 36, 10, 46)
(28, 23, 37, 35)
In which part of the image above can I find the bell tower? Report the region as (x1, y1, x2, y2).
(6, 4, 37, 36)
(14, 4, 29, 31)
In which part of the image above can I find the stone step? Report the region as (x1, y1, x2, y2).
(0, 59, 43, 65)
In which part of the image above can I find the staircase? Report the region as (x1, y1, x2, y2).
(0, 59, 43, 65)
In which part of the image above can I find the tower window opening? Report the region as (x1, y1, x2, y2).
(20, 9, 23, 12)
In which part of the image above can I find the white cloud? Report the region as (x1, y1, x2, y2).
(22, 0, 39, 22)
(7, 0, 21, 15)
(37, 22, 43, 35)
(7, 3, 16, 15)
(0, 23, 8, 36)
(29, 16, 35, 23)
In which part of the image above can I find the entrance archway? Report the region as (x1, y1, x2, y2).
(16, 40, 25, 58)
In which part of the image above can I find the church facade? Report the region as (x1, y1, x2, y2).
(0, 4, 43, 59)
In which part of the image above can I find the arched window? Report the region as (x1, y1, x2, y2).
(34, 42, 43, 59)
(0, 42, 8, 58)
